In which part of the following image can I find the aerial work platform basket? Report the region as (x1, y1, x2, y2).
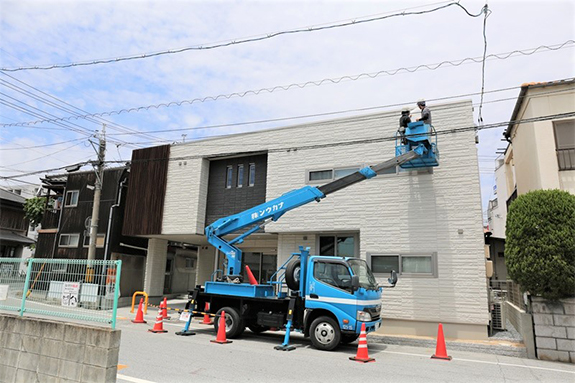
(395, 121, 439, 169)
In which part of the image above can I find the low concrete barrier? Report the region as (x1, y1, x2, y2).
(0, 313, 120, 383)
(532, 297, 575, 364)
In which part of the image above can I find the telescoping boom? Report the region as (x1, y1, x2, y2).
(205, 144, 428, 281)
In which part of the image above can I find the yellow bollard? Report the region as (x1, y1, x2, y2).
(131, 291, 149, 314)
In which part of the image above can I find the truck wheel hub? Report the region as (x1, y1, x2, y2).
(314, 322, 335, 344)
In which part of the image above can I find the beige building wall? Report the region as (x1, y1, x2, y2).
(160, 100, 489, 339)
(507, 83, 575, 195)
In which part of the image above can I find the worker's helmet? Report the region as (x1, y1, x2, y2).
(417, 99, 426, 107)
(401, 107, 410, 114)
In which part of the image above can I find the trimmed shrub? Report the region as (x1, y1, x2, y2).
(505, 189, 575, 300)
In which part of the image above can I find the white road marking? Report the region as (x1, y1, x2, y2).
(380, 350, 575, 374)
(117, 374, 157, 383)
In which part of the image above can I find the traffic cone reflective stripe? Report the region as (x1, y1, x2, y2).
(161, 297, 171, 320)
(210, 311, 232, 344)
(349, 323, 375, 363)
(131, 298, 147, 324)
(148, 307, 168, 333)
(431, 323, 452, 360)
(201, 302, 213, 325)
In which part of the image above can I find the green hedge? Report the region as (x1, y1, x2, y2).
(505, 189, 575, 300)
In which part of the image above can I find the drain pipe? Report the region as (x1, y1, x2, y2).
(104, 174, 127, 262)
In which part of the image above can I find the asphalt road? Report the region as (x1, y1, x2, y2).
(115, 305, 575, 383)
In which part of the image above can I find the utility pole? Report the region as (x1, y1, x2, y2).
(86, 124, 106, 282)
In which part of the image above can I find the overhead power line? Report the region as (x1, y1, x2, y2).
(477, 4, 491, 124)
(2, 82, 573, 152)
(2, 111, 572, 180)
(0, 2, 486, 72)
(2, 41, 572, 129)
(0, 72, 162, 147)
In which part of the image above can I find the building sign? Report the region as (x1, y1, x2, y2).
(61, 282, 80, 307)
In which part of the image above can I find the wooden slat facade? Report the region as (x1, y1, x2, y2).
(122, 145, 170, 236)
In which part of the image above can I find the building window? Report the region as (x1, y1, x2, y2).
(59, 234, 80, 248)
(64, 190, 79, 207)
(248, 163, 256, 187)
(319, 235, 356, 257)
(554, 120, 575, 171)
(83, 234, 105, 248)
(185, 257, 195, 269)
(309, 169, 333, 182)
(368, 253, 437, 277)
(225, 166, 233, 189)
(237, 164, 244, 188)
(307, 167, 360, 183)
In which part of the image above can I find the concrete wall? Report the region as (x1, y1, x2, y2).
(0, 314, 120, 383)
(144, 238, 168, 296)
(532, 297, 575, 363)
(506, 301, 536, 359)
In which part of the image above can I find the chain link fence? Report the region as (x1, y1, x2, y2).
(0, 258, 122, 329)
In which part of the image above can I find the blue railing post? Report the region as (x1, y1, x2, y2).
(20, 258, 34, 317)
(111, 260, 122, 329)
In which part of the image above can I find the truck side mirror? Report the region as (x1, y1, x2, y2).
(388, 270, 398, 286)
(351, 275, 360, 292)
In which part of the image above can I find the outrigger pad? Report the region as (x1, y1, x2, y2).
(274, 345, 296, 351)
(175, 330, 197, 336)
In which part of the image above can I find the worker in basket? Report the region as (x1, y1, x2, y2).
(398, 107, 411, 145)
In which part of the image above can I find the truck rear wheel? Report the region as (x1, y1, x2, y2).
(214, 307, 244, 339)
(310, 316, 341, 351)
(285, 260, 301, 291)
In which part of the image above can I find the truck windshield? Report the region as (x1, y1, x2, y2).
(348, 259, 378, 290)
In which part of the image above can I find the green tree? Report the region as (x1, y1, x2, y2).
(23, 197, 47, 228)
(505, 189, 575, 300)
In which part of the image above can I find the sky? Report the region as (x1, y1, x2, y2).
(1, 0, 574, 218)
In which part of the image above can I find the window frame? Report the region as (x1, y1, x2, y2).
(306, 166, 361, 184)
(64, 190, 79, 207)
(248, 163, 256, 187)
(317, 233, 358, 257)
(225, 166, 233, 189)
(237, 164, 244, 188)
(367, 252, 438, 278)
(59, 233, 80, 248)
(82, 233, 106, 248)
(553, 119, 575, 171)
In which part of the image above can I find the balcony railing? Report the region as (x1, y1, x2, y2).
(557, 148, 575, 171)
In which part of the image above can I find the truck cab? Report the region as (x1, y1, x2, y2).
(304, 256, 383, 350)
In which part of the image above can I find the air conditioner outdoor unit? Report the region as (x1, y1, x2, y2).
(491, 301, 507, 330)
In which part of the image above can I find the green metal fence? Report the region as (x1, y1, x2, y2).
(0, 258, 122, 329)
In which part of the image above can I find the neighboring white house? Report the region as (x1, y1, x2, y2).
(133, 99, 489, 340)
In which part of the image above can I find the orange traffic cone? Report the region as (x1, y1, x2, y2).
(161, 297, 171, 320)
(245, 265, 259, 285)
(431, 323, 452, 360)
(210, 311, 232, 344)
(148, 307, 168, 333)
(200, 302, 213, 325)
(131, 298, 147, 324)
(349, 323, 375, 363)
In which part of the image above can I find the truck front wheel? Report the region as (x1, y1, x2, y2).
(310, 316, 341, 351)
(214, 307, 244, 338)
